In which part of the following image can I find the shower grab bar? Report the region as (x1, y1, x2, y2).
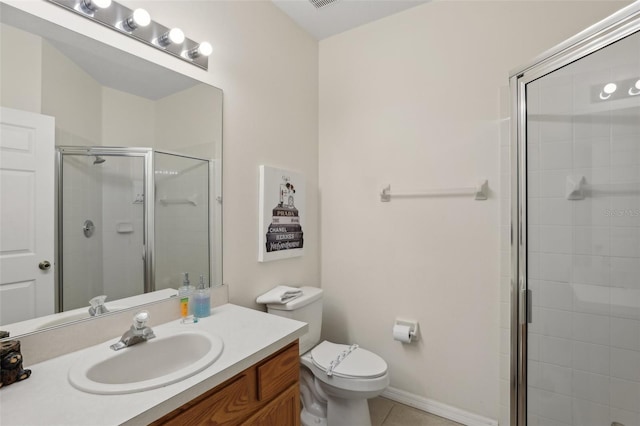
(380, 179, 488, 202)
(566, 175, 640, 200)
(158, 195, 198, 206)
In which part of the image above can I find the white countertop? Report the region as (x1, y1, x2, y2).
(0, 304, 307, 426)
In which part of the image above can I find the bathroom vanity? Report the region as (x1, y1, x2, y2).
(0, 304, 307, 426)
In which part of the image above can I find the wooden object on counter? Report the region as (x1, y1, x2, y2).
(0, 340, 31, 388)
(152, 340, 300, 426)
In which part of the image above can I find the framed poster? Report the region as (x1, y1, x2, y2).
(258, 165, 305, 262)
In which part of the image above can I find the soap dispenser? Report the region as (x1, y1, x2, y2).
(193, 275, 211, 319)
(178, 272, 195, 318)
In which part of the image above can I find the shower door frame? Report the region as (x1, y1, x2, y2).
(56, 146, 155, 311)
(509, 3, 640, 425)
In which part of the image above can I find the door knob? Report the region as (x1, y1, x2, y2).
(39, 260, 51, 271)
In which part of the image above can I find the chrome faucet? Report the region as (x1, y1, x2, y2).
(110, 311, 155, 351)
(88, 295, 109, 316)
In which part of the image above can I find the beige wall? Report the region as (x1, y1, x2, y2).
(0, 24, 41, 112)
(319, 1, 628, 422)
(42, 40, 102, 146)
(155, 83, 222, 159)
(102, 87, 155, 147)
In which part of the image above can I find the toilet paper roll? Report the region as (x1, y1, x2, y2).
(393, 324, 413, 343)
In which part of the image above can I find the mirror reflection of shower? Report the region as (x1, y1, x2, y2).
(56, 147, 210, 313)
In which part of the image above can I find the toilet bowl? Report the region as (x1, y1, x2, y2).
(299, 342, 389, 426)
(260, 286, 389, 426)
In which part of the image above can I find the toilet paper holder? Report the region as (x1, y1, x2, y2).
(393, 318, 419, 342)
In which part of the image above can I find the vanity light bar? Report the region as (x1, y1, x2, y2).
(45, 0, 211, 70)
(594, 77, 640, 102)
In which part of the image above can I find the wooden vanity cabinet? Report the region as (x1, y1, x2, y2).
(151, 341, 300, 426)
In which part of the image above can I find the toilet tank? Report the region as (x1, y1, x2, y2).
(266, 286, 323, 354)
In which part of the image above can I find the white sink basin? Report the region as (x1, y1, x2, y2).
(68, 330, 223, 394)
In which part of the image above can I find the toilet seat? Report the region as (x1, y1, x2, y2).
(310, 341, 387, 379)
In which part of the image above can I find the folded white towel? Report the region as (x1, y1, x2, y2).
(256, 286, 303, 305)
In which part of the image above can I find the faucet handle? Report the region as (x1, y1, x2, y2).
(88, 295, 109, 316)
(133, 311, 150, 330)
(90, 295, 107, 307)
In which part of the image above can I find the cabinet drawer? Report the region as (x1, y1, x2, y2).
(160, 374, 250, 426)
(241, 383, 300, 426)
(257, 341, 299, 402)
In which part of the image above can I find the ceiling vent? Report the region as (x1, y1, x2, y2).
(309, 0, 339, 9)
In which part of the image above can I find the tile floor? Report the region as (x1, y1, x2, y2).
(369, 397, 463, 426)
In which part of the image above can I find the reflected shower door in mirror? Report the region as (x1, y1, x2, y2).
(0, 2, 222, 338)
(154, 152, 211, 292)
(59, 149, 148, 312)
(57, 147, 212, 312)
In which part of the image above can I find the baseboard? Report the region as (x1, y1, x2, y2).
(381, 387, 498, 426)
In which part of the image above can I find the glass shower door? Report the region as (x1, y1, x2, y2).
(153, 152, 210, 291)
(59, 152, 146, 311)
(525, 31, 640, 426)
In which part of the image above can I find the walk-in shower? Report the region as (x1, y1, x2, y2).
(510, 4, 640, 425)
(56, 147, 211, 312)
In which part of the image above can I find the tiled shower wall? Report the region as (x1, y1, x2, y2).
(62, 156, 144, 310)
(526, 32, 640, 426)
(61, 156, 104, 310)
(101, 157, 145, 301)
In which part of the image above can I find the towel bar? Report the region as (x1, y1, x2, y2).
(380, 179, 488, 202)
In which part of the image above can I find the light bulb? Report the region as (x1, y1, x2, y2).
(600, 82, 618, 100)
(198, 42, 213, 57)
(168, 28, 185, 44)
(603, 83, 617, 94)
(629, 79, 640, 96)
(186, 41, 213, 59)
(80, 0, 111, 13)
(132, 8, 151, 27)
(157, 28, 185, 46)
(122, 8, 151, 31)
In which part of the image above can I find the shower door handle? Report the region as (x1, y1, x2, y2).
(39, 260, 51, 271)
(519, 278, 533, 324)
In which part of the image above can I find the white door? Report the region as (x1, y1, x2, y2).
(0, 107, 55, 326)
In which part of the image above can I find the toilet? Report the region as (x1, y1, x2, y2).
(263, 286, 389, 426)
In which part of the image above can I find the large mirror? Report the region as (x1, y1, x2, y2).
(0, 3, 223, 337)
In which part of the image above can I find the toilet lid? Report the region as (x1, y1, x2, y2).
(310, 341, 387, 379)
